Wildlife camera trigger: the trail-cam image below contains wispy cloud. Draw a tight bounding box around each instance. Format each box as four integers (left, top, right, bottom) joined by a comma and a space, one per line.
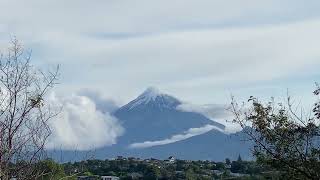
177, 103, 241, 133
129, 124, 224, 149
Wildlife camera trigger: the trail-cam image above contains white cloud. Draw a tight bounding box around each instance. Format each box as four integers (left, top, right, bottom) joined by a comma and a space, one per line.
77, 89, 120, 113
129, 124, 224, 149
0, 0, 319, 105
177, 103, 241, 133
31, 19, 320, 105
46, 93, 124, 151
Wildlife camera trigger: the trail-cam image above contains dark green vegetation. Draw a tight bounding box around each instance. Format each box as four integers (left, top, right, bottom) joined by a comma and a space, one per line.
36, 156, 284, 180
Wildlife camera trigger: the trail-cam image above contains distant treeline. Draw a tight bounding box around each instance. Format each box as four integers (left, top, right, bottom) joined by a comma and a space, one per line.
35, 156, 284, 180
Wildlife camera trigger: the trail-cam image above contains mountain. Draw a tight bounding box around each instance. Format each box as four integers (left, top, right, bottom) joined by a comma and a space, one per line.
99, 87, 251, 161
114, 87, 225, 144
52, 87, 251, 162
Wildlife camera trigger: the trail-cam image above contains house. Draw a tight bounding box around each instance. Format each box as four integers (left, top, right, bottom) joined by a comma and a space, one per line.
164, 156, 176, 164
128, 157, 137, 161
168, 156, 175, 163
101, 176, 120, 180
116, 156, 126, 160
225, 164, 231, 169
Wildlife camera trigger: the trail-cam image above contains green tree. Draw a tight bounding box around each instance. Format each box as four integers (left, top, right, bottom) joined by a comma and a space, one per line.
225, 158, 231, 165
231, 160, 245, 173
37, 159, 65, 179
144, 165, 160, 180
185, 168, 196, 180
231, 84, 320, 179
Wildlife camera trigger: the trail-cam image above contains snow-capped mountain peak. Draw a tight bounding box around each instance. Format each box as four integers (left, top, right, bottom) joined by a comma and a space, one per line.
118, 87, 181, 111
138, 87, 162, 102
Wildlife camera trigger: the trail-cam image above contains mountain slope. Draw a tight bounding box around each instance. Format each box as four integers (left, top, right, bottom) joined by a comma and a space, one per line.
51, 87, 252, 162
114, 87, 225, 144
89, 129, 252, 161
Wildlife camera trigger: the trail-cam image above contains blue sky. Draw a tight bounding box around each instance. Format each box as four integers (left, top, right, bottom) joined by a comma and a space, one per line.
0, 0, 320, 105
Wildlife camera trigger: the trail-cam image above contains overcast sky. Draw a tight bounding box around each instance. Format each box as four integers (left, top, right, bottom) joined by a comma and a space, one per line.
0, 0, 319, 106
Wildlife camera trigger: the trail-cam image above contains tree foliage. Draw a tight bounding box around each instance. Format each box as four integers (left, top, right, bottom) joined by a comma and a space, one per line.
231, 84, 320, 179
36, 159, 65, 179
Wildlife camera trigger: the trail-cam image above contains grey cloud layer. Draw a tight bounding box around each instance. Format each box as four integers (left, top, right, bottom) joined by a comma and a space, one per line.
0, 0, 319, 104
2, 0, 318, 34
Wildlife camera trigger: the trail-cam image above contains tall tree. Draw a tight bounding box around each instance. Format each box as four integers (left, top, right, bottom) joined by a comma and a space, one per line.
225, 158, 231, 165
0, 39, 59, 179
237, 154, 242, 162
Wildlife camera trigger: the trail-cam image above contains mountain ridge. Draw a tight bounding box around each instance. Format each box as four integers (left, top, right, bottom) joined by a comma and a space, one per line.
51, 87, 251, 162
114, 87, 225, 144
